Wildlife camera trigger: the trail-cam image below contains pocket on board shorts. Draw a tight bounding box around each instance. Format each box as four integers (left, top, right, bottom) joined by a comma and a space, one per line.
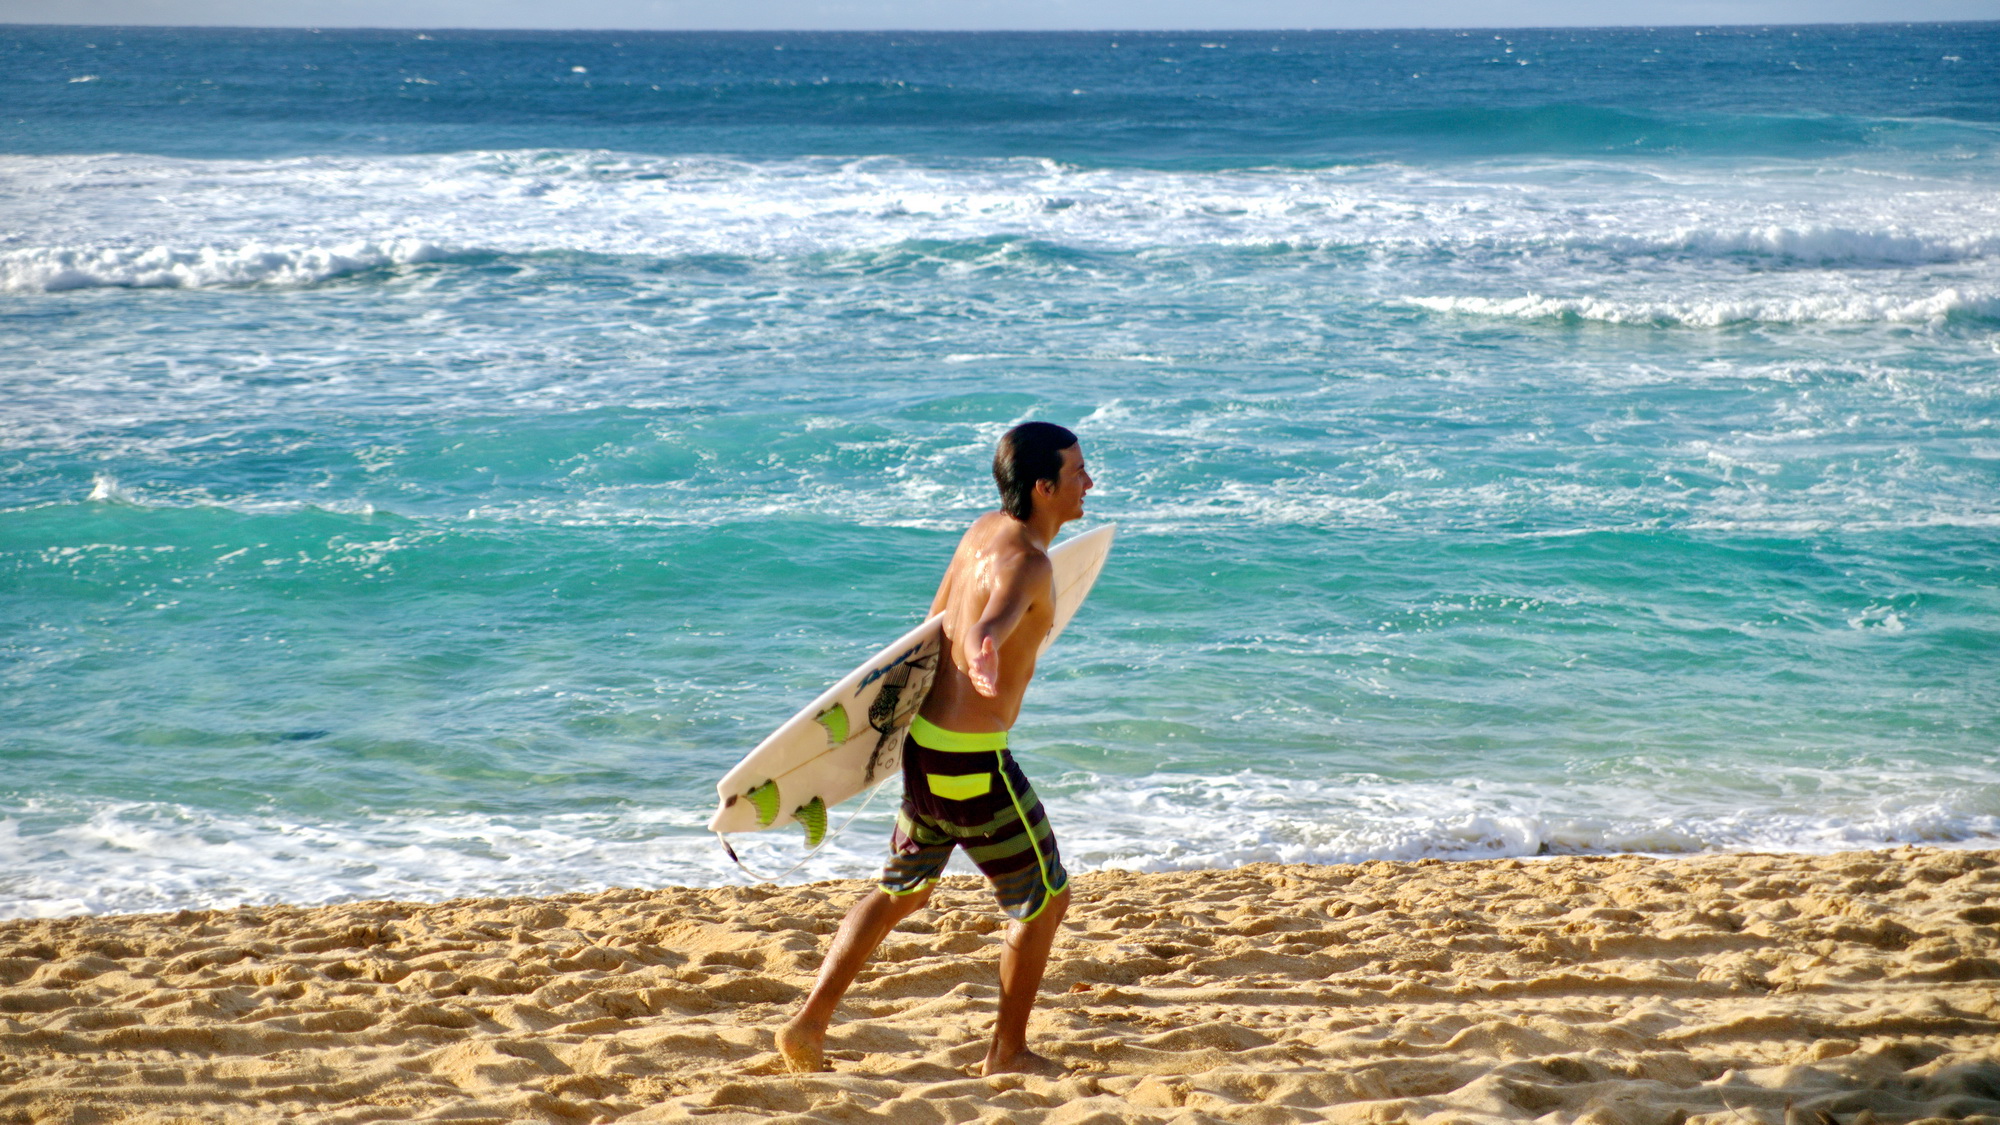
926, 772, 993, 801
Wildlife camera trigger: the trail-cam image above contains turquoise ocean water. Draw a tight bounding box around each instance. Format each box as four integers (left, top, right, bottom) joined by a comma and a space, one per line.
2, 24, 1997, 918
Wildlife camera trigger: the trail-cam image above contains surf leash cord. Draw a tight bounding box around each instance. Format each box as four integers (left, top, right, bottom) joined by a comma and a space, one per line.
715, 776, 894, 884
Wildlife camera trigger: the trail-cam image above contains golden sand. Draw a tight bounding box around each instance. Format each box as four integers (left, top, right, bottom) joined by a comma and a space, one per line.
3, 847, 1997, 1124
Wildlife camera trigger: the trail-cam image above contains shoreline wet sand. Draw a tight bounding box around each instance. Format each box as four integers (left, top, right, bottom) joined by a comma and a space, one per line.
4, 847, 1997, 1124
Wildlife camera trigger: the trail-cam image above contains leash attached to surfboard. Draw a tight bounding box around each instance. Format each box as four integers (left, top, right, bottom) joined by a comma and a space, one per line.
714, 774, 895, 883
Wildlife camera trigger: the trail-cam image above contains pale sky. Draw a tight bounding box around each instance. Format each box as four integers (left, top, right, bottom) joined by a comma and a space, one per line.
6, 0, 1998, 29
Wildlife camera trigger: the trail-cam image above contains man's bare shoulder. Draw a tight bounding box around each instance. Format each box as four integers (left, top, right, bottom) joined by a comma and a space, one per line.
958, 510, 1012, 547
946, 515, 1051, 603
963, 514, 1051, 570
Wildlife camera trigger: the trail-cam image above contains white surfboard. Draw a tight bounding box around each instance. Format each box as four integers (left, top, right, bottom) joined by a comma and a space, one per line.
708, 524, 1116, 844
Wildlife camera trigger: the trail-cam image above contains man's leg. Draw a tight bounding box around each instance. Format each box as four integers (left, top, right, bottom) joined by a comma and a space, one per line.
777, 884, 933, 1072
982, 886, 1070, 1076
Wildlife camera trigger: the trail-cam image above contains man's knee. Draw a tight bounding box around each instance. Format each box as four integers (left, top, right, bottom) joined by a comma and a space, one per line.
879, 884, 933, 918
846, 884, 930, 931
1022, 886, 1070, 930
1044, 886, 1071, 923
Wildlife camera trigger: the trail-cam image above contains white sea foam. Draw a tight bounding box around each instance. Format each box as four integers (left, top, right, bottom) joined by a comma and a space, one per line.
32, 434, 1996, 540
1046, 769, 2000, 875
85, 472, 136, 503
0, 238, 447, 292
1617, 224, 2000, 265
4, 769, 1994, 919
1405, 287, 2000, 326
0, 798, 903, 920
2, 151, 1997, 300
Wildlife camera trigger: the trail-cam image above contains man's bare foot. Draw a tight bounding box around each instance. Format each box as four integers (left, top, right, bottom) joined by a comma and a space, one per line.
776, 1018, 828, 1073
981, 1048, 1065, 1078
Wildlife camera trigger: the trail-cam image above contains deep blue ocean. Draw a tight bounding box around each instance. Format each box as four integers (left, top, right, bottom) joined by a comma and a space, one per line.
3, 23, 1997, 918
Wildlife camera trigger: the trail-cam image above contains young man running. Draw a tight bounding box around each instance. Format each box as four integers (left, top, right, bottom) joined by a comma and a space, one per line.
777, 421, 1093, 1078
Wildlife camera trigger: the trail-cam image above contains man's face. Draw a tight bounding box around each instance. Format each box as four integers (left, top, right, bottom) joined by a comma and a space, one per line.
1041, 444, 1092, 522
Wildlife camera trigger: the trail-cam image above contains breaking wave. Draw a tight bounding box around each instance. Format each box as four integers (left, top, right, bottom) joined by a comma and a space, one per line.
1404, 287, 2000, 327
6, 777, 1996, 919
0, 239, 451, 292
4, 150, 1999, 292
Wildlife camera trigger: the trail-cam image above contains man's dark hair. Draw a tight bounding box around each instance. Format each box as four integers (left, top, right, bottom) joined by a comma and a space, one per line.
993, 421, 1079, 521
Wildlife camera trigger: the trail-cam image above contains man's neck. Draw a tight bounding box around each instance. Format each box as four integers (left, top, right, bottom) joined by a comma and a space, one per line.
1018, 507, 1065, 549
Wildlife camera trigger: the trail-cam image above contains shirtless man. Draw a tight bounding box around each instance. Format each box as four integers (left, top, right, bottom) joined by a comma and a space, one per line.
777, 421, 1093, 1078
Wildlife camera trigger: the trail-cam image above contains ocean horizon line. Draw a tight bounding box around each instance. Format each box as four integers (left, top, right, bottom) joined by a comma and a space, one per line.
6, 19, 1999, 33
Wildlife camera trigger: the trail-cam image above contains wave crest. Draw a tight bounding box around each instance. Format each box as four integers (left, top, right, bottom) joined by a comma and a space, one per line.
1404, 287, 2000, 327
4, 150, 1999, 292
0, 238, 448, 292
1564, 225, 2000, 266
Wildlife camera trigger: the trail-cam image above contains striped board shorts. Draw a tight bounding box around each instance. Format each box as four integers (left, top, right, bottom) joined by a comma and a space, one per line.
879, 715, 1070, 922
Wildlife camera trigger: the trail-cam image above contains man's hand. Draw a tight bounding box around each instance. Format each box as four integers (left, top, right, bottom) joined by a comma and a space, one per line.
968, 634, 1001, 698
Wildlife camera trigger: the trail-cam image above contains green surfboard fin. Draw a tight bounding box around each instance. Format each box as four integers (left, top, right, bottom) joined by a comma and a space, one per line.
814, 704, 850, 745
796, 797, 828, 848
746, 780, 780, 827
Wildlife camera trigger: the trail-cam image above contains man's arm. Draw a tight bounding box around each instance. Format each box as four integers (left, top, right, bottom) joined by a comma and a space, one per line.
963, 551, 1053, 698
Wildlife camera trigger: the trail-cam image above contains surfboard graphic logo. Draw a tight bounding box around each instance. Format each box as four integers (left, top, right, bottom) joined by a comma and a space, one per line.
862, 652, 935, 784
858, 640, 928, 689
867, 656, 928, 733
